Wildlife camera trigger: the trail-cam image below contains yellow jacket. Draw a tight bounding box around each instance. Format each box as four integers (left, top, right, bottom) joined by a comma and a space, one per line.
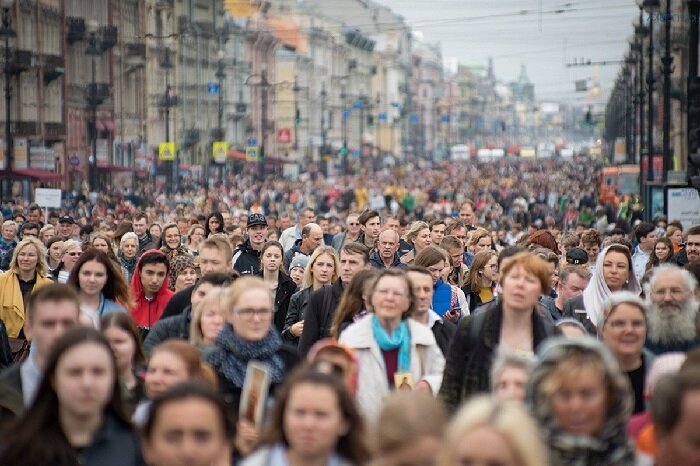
0, 271, 52, 338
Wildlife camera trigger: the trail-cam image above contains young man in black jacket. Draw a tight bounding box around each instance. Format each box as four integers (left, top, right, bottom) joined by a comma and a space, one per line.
407, 266, 456, 356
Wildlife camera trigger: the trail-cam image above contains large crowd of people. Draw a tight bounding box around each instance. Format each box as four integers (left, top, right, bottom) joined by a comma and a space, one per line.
0, 156, 699, 466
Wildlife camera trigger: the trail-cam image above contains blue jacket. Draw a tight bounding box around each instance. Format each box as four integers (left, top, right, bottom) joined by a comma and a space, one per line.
99, 294, 127, 317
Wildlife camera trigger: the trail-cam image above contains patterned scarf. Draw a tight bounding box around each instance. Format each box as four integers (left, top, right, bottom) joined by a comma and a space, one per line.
206, 323, 286, 387
371, 314, 411, 372
118, 251, 138, 276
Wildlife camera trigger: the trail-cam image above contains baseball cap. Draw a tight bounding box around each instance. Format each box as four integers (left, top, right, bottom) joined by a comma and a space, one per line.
566, 247, 589, 265
289, 254, 309, 271
247, 213, 267, 228
58, 215, 75, 224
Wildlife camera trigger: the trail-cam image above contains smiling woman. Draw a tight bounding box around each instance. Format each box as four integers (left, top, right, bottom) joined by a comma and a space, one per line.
0, 237, 52, 338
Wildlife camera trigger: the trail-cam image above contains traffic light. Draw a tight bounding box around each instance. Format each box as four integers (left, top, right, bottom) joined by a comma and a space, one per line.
340, 146, 348, 156
688, 77, 700, 190
295, 109, 301, 125
367, 115, 374, 127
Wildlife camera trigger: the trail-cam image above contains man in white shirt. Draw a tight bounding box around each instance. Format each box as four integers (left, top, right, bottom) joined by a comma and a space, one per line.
279, 207, 315, 252
632, 222, 657, 282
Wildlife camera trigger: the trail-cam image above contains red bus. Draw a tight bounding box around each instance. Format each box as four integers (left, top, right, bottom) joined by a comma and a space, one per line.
599, 165, 640, 204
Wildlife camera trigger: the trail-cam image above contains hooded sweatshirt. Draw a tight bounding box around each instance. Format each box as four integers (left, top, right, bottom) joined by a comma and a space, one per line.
130, 249, 174, 328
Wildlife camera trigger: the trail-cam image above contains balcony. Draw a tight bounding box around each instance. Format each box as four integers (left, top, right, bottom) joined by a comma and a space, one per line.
43, 54, 65, 83
184, 128, 200, 146
86, 83, 110, 106
11, 50, 32, 74
100, 25, 118, 51
45, 122, 66, 140
67, 17, 86, 44
125, 43, 146, 70
14, 121, 38, 137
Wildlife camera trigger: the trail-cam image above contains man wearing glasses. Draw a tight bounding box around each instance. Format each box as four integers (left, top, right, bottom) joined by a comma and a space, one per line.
331, 213, 361, 252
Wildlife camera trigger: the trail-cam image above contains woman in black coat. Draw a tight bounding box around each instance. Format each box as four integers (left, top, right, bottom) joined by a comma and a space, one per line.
257, 241, 298, 334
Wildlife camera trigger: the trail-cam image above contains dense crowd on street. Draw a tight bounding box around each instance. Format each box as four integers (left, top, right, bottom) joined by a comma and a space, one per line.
0, 155, 699, 466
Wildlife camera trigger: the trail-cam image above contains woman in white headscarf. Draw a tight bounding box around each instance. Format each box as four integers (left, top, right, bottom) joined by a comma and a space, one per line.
563, 243, 641, 334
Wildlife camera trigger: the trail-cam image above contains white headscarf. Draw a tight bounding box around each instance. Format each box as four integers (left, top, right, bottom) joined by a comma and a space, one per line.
582, 244, 641, 327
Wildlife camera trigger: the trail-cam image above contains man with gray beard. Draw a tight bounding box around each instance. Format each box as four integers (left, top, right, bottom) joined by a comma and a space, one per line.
645, 264, 700, 355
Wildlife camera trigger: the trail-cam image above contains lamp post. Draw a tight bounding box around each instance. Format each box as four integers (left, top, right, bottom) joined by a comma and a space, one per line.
644, 0, 659, 183
340, 83, 348, 175
661, 0, 673, 181
160, 41, 175, 193
0, 0, 13, 201
85, 20, 101, 193
216, 49, 225, 185
293, 75, 300, 151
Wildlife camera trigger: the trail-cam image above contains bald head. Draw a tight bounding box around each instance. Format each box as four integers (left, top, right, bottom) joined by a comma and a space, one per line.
301, 223, 324, 253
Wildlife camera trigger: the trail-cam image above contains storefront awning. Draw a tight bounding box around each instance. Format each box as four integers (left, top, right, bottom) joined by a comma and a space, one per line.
228, 149, 246, 160
0, 168, 64, 182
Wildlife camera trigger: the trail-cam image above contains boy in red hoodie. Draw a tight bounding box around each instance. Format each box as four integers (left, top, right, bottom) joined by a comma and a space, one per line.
130, 249, 174, 332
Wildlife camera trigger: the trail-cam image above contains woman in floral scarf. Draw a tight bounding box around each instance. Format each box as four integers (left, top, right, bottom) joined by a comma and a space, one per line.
527, 337, 635, 466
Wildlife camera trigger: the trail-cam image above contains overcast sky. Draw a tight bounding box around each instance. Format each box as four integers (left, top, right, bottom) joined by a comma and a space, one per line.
374, 0, 639, 106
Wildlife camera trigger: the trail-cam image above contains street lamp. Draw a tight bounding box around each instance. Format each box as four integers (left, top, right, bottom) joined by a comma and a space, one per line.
215, 49, 225, 184
85, 19, 101, 193
0, 0, 14, 201
643, 0, 660, 183
660, 0, 674, 181
159, 39, 176, 193
244, 72, 270, 181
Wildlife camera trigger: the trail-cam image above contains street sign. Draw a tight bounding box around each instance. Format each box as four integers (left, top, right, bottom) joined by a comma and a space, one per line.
159, 142, 176, 161
245, 146, 259, 162
276, 128, 291, 144
378, 112, 388, 122
352, 100, 364, 109
409, 114, 419, 124
342, 110, 352, 120
69, 155, 80, 167
667, 187, 700, 230
35, 188, 62, 208
207, 82, 220, 95
246, 137, 257, 146
212, 141, 228, 164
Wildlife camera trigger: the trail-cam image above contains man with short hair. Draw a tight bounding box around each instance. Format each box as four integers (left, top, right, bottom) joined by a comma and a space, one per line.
331, 212, 361, 251
356, 210, 381, 249
440, 235, 468, 288
316, 215, 334, 246
159, 236, 233, 320
407, 266, 456, 356
18, 222, 39, 240
680, 225, 700, 266
130, 250, 173, 330
132, 212, 156, 254
652, 368, 700, 466
370, 229, 405, 269
233, 213, 269, 275
632, 222, 658, 282
27, 204, 43, 226
57, 215, 75, 239
644, 264, 700, 355
0, 284, 80, 422
459, 200, 476, 227
284, 223, 324, 270
280, 207, 315, 252
429, 219, 447, 246
540, 266, 589, 321
176, 217, 190, 238
383, 216, 400, 233
298, 243, 371, 356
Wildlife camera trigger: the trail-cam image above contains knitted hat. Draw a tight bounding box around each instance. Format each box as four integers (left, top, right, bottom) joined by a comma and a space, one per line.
289, 253, 309, 271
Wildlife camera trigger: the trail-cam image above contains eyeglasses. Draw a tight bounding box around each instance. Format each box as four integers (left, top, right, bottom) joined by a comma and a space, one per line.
233, 308, 272, 319
66, 251, 81, 257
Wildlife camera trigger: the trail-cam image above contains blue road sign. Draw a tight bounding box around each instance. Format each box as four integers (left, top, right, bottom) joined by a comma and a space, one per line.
409, 114, 419, 123
343, 110, 352, 120
352, 100, 364, 109
247, 137, 257, 146
207, 82, 220, 95
378, 112, 388, 122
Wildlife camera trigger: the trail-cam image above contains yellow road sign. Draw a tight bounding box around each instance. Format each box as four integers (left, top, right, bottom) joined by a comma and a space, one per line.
213, 141, 228, 163
159, 142, 176, 161
245, 146, 259, 162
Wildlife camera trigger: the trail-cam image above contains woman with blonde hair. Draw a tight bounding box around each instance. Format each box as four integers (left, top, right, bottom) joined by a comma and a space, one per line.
283, 246, 339, 345
189, 287, 226, 353
370, 391, 448, 466
400, 221, 432, 266
437, 395, 549, 466
465, 227, 493, 267
0, 237, 52, 337
51, 239, 82, 283
186, 223, 206, 256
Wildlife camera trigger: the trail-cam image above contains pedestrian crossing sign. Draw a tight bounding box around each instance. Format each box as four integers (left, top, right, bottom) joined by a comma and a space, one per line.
246, 146, 259, 162
159, 142, 176, 161
213, 141, 228, 163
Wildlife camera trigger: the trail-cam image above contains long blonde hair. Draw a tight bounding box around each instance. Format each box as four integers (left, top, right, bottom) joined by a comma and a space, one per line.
438, 395, 549, 466
190, 288, 226, 346
301, 246, 340, 290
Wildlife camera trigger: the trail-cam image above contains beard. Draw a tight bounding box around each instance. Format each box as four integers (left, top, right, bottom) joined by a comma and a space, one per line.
647, 298, 699, 345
